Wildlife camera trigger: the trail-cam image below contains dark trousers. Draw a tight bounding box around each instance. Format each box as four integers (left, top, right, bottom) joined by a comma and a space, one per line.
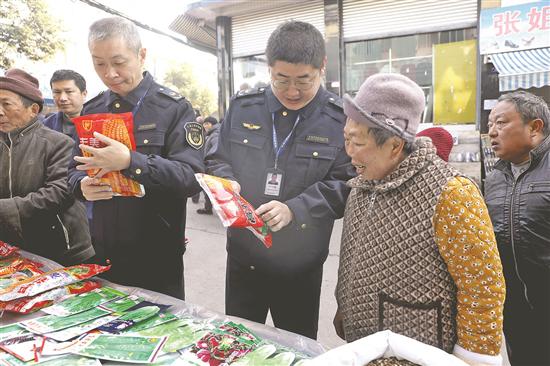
504, 273, 550, 365
87, 249, 185, 300
225, 256, 322, 340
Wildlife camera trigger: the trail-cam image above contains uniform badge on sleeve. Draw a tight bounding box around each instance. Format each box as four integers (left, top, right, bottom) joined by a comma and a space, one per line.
184, 122, 204, 150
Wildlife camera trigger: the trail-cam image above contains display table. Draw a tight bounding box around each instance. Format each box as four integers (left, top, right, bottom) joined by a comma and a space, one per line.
1, 250, 325, 365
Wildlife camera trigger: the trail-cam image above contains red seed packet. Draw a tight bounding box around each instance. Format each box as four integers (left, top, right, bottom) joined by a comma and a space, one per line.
0, 240, 18, 258
195, 174, 272, 248
0, 256, 43, 277
0, 264, 110, 302
73, 112, 144, 197
0, 280, 101, 314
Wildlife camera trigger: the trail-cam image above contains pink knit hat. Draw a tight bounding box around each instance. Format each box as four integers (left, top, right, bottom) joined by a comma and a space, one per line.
343, 73, 426, 142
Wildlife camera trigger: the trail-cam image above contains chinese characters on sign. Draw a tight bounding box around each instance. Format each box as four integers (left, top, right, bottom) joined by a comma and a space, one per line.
480, 2, 550, 54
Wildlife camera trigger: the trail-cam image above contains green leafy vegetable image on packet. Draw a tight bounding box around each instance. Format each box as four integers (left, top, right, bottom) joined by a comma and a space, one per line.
74, 334, 167, 364
42, 287, 125, 316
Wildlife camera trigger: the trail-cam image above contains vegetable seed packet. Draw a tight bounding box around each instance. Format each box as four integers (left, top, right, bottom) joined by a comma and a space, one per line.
74, 333, 167, 364
0, 266, 44, 294
0, 264, 110, 302
42, 286, 125, 317
73, 112, 144, 197
0, 280, 102, 315
120, 311, 178, 334
0, 334, 43, 362
0, 324, 27, 343
97, 305, 160, 334
195, 173, 272, 248
21, 307, 112, 334
97, 294, 143, 313
0, 241, 18, 258
44, 314, 119, 342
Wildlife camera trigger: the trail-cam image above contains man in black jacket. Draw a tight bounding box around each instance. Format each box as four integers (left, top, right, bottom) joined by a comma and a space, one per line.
485, 91, 550, 365
68, 17, 204, 299
206, 21, 354, 339
0, 68, 94, 265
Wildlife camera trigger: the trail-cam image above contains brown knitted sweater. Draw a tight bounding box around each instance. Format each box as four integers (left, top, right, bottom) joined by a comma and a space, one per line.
336, 138, 460, 352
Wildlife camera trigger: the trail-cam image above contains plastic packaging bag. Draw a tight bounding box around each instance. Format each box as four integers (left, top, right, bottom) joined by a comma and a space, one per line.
0, 241, 18, 258
0, 280, 101, 314
73, 112, 144, 197
0, 264, 110, 302
195, 174, 272, 248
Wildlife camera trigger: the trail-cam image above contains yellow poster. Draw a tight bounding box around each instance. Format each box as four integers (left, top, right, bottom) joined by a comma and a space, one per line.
434, 40, 477, 124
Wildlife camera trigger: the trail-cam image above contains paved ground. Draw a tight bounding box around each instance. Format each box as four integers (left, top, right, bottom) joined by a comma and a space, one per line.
183, 196, 346, 350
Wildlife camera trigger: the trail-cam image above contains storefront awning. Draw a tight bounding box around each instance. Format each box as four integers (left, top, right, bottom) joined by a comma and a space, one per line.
491, 48, 550, 92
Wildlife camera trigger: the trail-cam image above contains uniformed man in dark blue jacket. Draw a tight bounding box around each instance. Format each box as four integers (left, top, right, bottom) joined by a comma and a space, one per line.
206, 20, 354, 339
67, 17, 204, 300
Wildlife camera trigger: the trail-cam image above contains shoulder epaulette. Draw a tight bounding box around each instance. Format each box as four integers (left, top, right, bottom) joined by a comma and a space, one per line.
157, 87, 184, 102
234, 87, 266, 99
83, 91, 105, 108
327, 95, 343, 110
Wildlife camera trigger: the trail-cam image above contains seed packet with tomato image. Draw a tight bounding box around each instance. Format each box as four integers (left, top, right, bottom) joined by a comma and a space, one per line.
73, 112, 144, 197
195, 173, 272, 248
0, 240, 18, 258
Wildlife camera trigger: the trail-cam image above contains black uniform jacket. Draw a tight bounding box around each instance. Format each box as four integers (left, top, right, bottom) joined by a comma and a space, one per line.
206, 87, 355, 277
68, 72, 204, 265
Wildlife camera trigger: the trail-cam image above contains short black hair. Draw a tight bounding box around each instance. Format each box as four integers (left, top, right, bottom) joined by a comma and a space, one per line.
204, 116, 218, 125
50, 70, 86, 92
498, 91, 550, 137
266, 21, 325, 68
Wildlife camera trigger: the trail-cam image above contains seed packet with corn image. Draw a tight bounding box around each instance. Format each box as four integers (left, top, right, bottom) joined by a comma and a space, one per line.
73, 112, 144, 197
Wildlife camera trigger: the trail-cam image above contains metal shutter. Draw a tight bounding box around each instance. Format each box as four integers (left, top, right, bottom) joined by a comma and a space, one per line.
343, 0, 478, 41
232, 0, 325, 58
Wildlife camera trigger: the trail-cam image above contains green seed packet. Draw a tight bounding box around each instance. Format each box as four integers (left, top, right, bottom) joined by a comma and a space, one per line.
0, 323, 27, 342
162, 325, 208, 353
21, 307, 112, 334
42, 287, 126, 317
132, 318, 193, 337
44, 314, 119, 342
74, 334, 167, 364
97, 305, 160, 333
35, 355, 101, 366
121, 311, 178, 334
98, 294, 143, 313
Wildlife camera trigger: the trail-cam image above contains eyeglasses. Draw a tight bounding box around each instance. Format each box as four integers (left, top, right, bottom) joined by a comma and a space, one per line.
271, 72, 319, 91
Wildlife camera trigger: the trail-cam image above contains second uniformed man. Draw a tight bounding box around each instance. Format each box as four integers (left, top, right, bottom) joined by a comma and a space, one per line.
206, 20, 354, 339
68, 17, 204, 300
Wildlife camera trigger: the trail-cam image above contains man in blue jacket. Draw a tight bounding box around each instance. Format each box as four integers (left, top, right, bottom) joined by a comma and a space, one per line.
43, 69, 87, 137
68, 17, 204, 299
206, 20, 354, 339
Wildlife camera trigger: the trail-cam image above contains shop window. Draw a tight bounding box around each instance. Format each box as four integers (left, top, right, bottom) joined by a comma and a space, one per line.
345, 28, 477, 124
232, 55, 269, 93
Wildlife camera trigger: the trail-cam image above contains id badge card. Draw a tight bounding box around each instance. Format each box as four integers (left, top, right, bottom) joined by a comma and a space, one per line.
264, 168, 284, 198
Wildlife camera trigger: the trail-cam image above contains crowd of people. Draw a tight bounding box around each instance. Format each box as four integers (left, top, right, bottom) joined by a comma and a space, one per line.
0, 16, 548, 366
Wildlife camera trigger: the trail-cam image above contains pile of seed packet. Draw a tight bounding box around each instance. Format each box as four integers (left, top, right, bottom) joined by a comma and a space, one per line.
0, 241, 314, 365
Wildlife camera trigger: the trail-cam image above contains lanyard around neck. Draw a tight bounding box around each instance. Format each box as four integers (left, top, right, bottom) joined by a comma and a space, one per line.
131, 84, 152, 116
272, 112, 300, 169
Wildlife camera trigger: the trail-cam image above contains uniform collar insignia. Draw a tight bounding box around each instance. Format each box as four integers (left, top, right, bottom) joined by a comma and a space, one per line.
242, 122, 261, 130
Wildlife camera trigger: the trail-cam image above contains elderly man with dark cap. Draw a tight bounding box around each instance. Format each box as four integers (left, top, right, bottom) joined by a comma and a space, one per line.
334, 73, 506, 365
0, 68, 94, 265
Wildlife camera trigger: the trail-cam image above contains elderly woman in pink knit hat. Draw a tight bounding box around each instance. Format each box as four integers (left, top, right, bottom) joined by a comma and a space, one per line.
334, 73, 506, 366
